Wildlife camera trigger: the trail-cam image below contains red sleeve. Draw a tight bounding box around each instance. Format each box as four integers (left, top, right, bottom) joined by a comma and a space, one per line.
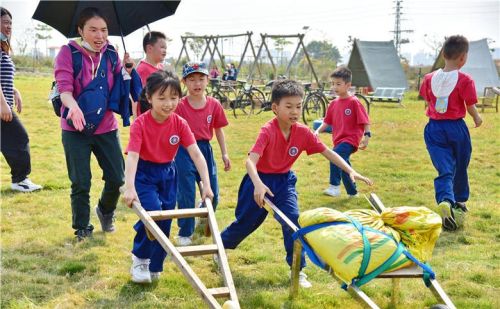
249, 127, 270, 156
304, 129, 327, 155
355, 99, 370, 125
54, 45, 74, 94
460, 76, 478, 106
211, 98, 229, 128
179, 117, 196, 148
136, 62, 148, 86
126, 117, 144, 154
323, 100, 335, 125
419, 75, 430, 101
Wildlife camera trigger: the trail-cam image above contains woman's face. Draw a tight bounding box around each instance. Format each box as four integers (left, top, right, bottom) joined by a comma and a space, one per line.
78, 16, 108, 51
1, 13, 12, 39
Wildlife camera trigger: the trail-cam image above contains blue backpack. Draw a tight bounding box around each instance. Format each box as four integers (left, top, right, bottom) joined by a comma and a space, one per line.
50, 44, 118, 135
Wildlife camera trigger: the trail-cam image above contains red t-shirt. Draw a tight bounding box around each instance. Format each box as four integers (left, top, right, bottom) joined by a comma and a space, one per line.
175, 96, 228, 141
136, 60, 164, 86
126, 111, 196, 163
323, 96, 369, 151
420, 71, 477, 120
250, 118, 327, 173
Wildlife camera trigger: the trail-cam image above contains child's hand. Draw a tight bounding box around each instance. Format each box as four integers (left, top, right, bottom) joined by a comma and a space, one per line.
122, 187, 139, 208
201, 186, 214, 201
253, 182, 274, 208
359, 136, 369, 150
222, 154, 231, 171
349, 171, 373, 186
473, 114, 483, 128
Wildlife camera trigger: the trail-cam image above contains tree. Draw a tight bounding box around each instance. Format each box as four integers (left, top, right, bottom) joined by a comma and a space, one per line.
301, 40, 341, 63
184, 32, 204, 61
34, 23, 52, 57
272, 37, 292, 65
15, 28, 34, 55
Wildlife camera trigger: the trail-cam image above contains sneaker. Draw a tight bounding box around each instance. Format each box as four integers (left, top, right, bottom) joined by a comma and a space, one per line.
291, 271, 312, 288
11, 178, 42, 193
454, 202, 468, 212
130, 255, 151, 284
150, 272, 161, 281
431, 201, 457, 231
176, 236, 192, 247
75, 226, 94, 242
323, 185, 341, 197
348, 193, 359, 198
95, 206, 115, 232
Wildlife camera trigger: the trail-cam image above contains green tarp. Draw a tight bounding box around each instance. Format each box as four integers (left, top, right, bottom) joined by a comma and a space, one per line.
431, 39, 500, 96
347, 40, 408, 90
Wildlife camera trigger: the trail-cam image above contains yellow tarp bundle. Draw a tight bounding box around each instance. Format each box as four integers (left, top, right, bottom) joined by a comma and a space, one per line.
298, 206, 442, 284
298, 208, 412, 284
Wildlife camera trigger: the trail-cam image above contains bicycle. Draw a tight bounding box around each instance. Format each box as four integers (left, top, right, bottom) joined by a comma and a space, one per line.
206, 79, 239, 110
232, 80, 272, 118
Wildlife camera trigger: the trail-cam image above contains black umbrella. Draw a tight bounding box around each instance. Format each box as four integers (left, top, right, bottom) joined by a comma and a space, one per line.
32, 0, 181, 52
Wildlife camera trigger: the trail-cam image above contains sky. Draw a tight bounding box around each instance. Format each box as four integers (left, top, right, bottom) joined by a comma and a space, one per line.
2, 0, 499, 65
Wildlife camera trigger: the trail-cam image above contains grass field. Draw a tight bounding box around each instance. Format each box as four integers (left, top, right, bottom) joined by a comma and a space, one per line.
1, 74, 499, 309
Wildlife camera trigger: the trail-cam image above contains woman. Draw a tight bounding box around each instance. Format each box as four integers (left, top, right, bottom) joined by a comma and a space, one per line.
0, 7, 42, 193
54, 7, 132, 241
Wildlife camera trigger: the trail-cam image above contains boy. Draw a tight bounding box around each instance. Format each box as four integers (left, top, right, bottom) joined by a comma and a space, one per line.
175, 61, 231, 246
135, 31, 167, 117
315, 66, 370, 198
419, 35, 482, 231
220, 79, 373, 288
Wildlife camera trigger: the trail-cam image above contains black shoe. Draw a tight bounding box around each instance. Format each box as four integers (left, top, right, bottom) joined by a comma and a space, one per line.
95, 206, 115, 232
454, 202, 468, 212
75, 226, 94, 242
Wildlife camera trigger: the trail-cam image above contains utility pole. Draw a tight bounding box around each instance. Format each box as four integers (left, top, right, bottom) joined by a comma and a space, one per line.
391, 0, 413, 57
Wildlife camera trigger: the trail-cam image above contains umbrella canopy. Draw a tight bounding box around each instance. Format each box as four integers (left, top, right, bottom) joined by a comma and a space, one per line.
32, 0, 180, 38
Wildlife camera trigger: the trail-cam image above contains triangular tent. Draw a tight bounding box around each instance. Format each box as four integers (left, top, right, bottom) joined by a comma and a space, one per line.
431, 38, 500, 96
347, 40, 408, 90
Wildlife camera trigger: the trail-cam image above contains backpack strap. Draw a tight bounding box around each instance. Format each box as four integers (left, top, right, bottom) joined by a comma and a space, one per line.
68, 44, 82, 80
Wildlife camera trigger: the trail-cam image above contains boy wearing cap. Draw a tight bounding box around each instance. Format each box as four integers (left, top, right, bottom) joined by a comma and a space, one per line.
175, 62, 231, 246
419, 35, 482, 231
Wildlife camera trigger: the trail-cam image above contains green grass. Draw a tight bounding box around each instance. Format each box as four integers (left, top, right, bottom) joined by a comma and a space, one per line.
1, 75, 499, 309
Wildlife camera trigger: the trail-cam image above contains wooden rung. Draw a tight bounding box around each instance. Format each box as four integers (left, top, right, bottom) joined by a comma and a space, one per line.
176, 244, 219, 256
377, 265, 423, 278
148, 208, 208, 220
207, 287, 230, 298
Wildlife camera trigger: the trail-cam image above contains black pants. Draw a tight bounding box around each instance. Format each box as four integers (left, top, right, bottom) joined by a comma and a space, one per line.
62, 129, 125, 230
1, 113, 31, 183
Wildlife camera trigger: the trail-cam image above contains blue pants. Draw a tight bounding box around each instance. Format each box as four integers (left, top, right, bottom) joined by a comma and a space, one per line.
330, 142, 357, 195
221, 171, 306, 269
424, 119, 471, 204
132, 160, 177, 272
176, 141, 219, 237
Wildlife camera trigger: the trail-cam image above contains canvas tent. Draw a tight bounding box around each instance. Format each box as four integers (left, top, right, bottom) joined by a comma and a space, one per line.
347, 40, 408, 90
431, 38, 500, 96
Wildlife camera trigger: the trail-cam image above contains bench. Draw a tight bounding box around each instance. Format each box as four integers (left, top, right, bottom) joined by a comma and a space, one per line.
367, 87, 405, 106
477, 86, 499, 113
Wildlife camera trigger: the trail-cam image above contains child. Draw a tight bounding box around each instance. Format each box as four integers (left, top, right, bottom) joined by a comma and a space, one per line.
135, 31, 167, 117
175, 61, 231, 246
419, 35, 482, 231
122, 70, 214, 283
220, 79, 373, 288
315, 66, 371, 198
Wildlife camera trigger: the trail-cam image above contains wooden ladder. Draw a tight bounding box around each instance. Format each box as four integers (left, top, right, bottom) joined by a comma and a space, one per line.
130, 191, 240, 309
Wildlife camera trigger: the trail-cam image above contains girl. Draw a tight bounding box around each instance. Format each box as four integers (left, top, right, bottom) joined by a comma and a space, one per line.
123, 70, 213, 283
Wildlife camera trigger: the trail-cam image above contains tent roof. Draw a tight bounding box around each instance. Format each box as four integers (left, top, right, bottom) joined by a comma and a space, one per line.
347, 40, 408, 89
431, 39, 500, 96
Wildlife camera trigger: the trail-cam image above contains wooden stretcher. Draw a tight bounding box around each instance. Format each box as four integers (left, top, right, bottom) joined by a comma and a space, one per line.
262, 194, 456, 309
127, 185, 240, 309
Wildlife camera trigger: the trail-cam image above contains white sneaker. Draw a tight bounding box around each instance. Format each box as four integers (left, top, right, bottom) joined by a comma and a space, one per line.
348, 193, 359, 198
291, 271, 312, 288
150, 272, 161, 281
130, 255, 151, 283
176, 236, 192, 246
11, 178, 42, 193
323, 185, 340, 197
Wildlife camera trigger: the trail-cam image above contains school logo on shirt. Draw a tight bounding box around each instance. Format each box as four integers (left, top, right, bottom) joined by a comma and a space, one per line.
288, 146, 299, 157
344, 108, 352, 116
169, 135, 180, 145
207, 115, 212, 124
